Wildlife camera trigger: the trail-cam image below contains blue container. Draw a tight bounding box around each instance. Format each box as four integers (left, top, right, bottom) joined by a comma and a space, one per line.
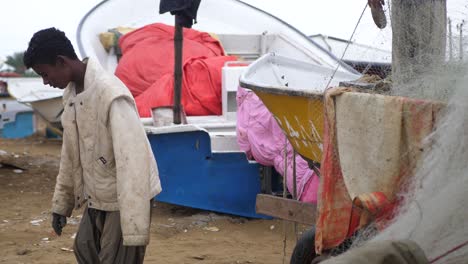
148, 129, 270, 219
0, 111, 34, 138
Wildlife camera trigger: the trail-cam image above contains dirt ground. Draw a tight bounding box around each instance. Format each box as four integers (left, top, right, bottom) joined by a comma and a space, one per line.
0, 138, 305, 264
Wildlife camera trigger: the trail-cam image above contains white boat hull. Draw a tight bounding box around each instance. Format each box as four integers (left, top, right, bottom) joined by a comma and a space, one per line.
4, 78, 63, 125
28, 98, 63, 124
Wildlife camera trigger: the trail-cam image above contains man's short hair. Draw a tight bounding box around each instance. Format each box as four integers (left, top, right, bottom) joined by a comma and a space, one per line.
23, 27, 78, 69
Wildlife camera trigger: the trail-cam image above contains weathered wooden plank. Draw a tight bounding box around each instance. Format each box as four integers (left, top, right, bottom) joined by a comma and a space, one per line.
256, 194, 316, 225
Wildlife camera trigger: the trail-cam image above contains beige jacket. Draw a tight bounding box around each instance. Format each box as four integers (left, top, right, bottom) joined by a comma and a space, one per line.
51, 57, 162, 246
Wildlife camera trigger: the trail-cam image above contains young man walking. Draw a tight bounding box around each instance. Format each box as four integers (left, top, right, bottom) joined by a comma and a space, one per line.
24, 27, 162, 264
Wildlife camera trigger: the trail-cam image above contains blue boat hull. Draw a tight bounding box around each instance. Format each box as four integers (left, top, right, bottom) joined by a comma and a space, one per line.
147, 130, 270, 219
0, 111, 34, 139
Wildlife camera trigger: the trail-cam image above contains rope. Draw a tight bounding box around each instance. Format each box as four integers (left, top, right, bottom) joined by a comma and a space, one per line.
324, 3, 369, 91
429, 240, 468, 263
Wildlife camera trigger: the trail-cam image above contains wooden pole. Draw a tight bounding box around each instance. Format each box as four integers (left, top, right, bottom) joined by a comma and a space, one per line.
173, 18, 183, 124
391, 0, 447, 89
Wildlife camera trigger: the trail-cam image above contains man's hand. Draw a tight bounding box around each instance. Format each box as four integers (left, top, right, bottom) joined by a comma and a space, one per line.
368, 0, 385, 9
52, 213, 67, 236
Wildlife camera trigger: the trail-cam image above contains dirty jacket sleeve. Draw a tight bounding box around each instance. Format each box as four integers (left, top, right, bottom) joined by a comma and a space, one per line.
51, 129, 75, 217
109, 97, 153, 246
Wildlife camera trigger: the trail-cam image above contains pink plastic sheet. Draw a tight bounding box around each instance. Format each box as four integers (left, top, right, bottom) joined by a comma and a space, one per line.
236, 87, 319, 203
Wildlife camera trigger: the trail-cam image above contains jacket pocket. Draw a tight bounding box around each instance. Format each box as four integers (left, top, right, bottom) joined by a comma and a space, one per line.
95, 155, 116, 174
94, 157, 118, 202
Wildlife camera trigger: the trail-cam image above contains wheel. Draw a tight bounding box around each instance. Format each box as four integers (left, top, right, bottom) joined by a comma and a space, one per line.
290, 228, 317, 264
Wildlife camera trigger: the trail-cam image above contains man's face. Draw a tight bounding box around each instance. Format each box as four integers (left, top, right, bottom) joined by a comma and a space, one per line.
32, 62, 72, 89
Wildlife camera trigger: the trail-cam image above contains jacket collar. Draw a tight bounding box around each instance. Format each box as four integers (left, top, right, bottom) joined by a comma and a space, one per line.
65, 57, 103, 96
83, 57, 103, 92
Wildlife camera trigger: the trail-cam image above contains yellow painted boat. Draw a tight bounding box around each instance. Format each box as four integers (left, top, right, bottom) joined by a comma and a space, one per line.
240, 53, 360, 164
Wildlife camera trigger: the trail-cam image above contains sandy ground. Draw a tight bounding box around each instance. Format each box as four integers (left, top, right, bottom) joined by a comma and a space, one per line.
0, 138, 305, 264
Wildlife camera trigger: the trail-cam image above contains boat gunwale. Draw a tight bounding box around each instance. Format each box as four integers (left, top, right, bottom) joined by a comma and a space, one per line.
239, 80, 325, 99
239, 80, 325, 100
239, 53, 344, 99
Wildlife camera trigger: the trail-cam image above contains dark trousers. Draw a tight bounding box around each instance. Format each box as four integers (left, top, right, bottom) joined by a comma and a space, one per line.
73, 207, 146, 264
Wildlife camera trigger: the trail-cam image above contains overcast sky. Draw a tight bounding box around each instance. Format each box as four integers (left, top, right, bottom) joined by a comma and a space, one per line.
0, 0, 99, 59
0, 0, 466, 61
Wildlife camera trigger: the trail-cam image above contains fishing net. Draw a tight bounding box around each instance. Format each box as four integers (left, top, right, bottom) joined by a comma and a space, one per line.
366, 62, 468, 264
315, 0, 468, 262
323, 0, 467, 100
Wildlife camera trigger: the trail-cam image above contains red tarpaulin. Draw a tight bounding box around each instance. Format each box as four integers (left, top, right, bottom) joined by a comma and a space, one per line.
115, 23, 236, 117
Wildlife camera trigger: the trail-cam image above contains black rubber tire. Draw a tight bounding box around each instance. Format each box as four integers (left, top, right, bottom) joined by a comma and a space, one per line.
290, 228, 317, 264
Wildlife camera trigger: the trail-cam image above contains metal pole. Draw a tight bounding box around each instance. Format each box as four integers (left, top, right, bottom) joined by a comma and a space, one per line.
282, 140, 288, 264
173, 17, 183, 124
292, 150, 298, 242
293, 150, 297, 200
